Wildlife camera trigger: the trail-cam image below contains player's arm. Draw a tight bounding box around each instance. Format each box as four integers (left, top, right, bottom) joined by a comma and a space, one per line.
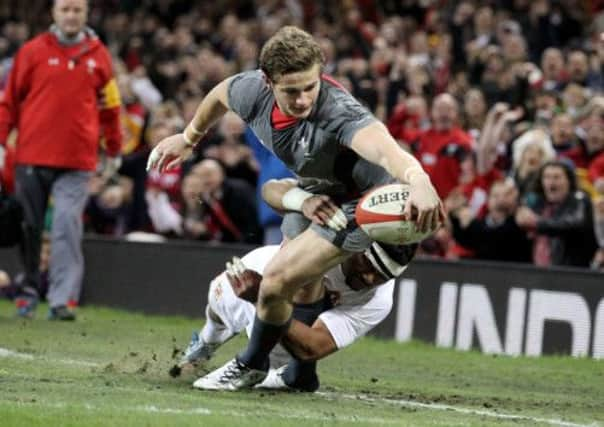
281, 319, 337, 361
283, 282, 396, 361
185, 79, 231, 146
146, 78, 231, 172
261, 178, 347, 230
261, 178, 299, 214
350, 121, 445, 233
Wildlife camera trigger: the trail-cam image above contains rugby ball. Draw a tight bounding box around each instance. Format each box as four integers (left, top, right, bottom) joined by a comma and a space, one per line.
355, 183, 435, 245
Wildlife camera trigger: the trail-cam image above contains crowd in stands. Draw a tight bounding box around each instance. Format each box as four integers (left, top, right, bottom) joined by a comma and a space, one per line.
1, 0, 603, 271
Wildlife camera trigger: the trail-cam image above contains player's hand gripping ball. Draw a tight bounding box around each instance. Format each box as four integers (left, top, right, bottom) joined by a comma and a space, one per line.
355, 183, 438, 245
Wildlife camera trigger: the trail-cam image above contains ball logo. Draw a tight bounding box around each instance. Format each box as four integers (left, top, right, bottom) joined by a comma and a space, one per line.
366, 191, 409, 210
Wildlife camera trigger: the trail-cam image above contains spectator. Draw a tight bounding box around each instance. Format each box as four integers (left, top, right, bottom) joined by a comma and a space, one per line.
476, 102, 524, 176
525, 0, 584, 61
462, 88, 487, 139
533, 89, 561, 127
408, 93, 473, 199
567, 50, 594, 88
540, 47, 566, 92
179, 171, 208, 240
450, 2, 476, 69
145, 111, 185, 237
0, 0, 122, 319
85, 175, 132, 236
501, 33, 528, 65
564, 113, 604, 195
115, 67, 146, 157
113, 63, 161, 232
511, 129, 556, 200
448, 178, 532, 263
199, 112, 259, 187
562, 83, 589, 119
189, 159, 262, 244
564, 115, 604, 170
387, 95, 429, 144
477, 48, 507, 103
516, 161, 598, 268
550, 112, 577, 156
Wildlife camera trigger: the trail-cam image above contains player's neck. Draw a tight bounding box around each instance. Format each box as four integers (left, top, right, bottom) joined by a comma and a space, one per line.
271, 103, 299, 130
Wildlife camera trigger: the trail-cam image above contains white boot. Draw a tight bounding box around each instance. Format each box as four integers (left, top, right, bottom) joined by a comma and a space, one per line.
193, 358, 267, 391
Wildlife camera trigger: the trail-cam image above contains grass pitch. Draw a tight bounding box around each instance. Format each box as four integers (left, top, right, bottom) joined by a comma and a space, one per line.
0, 300, 602, 427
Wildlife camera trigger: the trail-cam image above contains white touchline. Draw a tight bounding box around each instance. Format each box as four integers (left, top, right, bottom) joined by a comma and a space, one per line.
0, 347, 101, 368
2, 347, 599, 427
140, 404, 399, 424
0, 348, 34, 360
139, 405, 211, 415
318, 392, 600, 427
0, 348, 397, 424
11, 401, 399, 425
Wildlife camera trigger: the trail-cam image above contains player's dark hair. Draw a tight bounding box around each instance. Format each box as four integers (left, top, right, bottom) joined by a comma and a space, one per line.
259, 26, 324, 82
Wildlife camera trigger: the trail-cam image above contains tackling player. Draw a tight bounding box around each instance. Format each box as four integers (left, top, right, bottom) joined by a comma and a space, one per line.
180, 242, 415, 392
179, 178, 416, 391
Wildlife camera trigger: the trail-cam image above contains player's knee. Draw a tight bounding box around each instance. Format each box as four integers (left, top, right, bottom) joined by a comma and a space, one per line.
260, 267, 289, 297
257, 285, 286, 309
257, 272, 290, 311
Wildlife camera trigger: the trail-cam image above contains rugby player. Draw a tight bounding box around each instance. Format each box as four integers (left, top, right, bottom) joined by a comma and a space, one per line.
148, 26, 442, 389
181, 242, 415, 392
183, 178, 415, 391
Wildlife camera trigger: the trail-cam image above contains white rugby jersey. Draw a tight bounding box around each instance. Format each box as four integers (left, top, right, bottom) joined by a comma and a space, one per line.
207, 245, 395, 350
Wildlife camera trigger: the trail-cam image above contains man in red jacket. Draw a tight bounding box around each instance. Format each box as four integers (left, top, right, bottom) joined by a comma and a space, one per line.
0, 0, 122, 319
406, 94, 473, 199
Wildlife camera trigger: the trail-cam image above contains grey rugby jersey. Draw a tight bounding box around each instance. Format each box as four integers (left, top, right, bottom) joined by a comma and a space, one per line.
227, 70, 392, 200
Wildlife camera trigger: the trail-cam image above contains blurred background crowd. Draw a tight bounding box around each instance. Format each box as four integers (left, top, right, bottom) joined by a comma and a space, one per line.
1, 0, 603, 271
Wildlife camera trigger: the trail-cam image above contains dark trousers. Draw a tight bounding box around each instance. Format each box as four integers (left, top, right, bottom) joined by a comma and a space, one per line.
14, 165, 91, 307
